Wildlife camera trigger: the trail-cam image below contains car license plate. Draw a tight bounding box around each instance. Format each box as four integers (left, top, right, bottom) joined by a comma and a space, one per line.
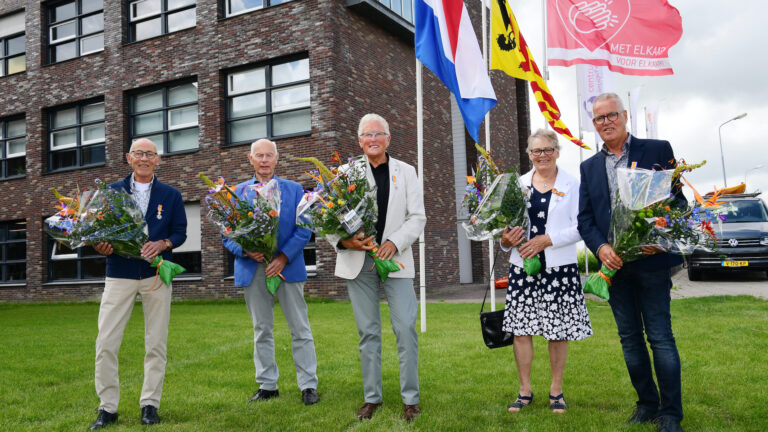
721, 260, 748, 267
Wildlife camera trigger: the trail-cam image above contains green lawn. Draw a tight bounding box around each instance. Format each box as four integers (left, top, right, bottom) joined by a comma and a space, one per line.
1, 296, 767, 431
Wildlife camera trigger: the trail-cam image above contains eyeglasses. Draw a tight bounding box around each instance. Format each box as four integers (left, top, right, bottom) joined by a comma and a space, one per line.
592, 111, 621, 125
252, 153, 276, 161
360, 132, 389, 139
130, 150, 158, 159
529, 147, 556, 156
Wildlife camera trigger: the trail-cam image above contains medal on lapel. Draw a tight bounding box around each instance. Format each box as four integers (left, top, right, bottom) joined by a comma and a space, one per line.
157, 204, 163, 220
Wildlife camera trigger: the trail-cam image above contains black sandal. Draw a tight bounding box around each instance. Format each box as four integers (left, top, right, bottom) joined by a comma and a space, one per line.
508, 393, 533, 411
549, 393, 568, 412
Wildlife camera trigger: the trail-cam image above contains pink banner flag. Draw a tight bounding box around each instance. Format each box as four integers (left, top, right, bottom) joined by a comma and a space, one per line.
547, 0, 683, 76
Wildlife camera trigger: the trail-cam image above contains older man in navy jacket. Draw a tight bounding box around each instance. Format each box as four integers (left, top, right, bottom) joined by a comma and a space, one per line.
90, 138, 187, 429
223, 139, 319, 406
578, 94, 685, 432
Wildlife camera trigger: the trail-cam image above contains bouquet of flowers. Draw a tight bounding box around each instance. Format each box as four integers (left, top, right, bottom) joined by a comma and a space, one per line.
584, 161, 723, 299
45, 179, 186, 289
295, 152, 401, 281
200, 173, 282, 294
461, 144, 541, 276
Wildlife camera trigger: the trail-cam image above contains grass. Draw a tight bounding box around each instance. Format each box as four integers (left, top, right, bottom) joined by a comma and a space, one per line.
577, 248, 599, 274
1, 297, 767, 431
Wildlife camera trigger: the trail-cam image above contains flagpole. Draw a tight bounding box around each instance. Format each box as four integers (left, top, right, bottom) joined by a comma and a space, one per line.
576, 76, 588, 277
540, 0, 549, 129
416, 58, 427, 333
481, 0, 495, 311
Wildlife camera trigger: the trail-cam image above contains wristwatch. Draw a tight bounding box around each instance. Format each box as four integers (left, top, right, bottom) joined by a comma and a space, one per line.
163, 239, 173, 251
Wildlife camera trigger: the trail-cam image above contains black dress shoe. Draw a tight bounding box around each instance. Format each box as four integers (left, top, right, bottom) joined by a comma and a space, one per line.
141, 405, 160, 425
89, 409, 118, 430
248, 388, 279, 402
656, 416, 683, 432
627, 405, 659, 424
301, 388, 319, 405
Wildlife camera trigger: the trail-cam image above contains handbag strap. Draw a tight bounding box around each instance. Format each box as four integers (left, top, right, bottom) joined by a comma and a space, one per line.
480, 247, 503, 314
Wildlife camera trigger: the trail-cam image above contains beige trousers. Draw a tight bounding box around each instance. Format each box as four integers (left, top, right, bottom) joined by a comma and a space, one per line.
94, 277, 172, 413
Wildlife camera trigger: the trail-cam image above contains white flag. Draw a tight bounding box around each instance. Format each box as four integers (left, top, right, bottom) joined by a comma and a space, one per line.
577, 64, 613, 132
645, 104, 659, 139
629, 87, 642, 136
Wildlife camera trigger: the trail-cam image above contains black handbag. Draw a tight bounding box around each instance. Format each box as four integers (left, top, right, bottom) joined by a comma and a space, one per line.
480, 284, 514, 349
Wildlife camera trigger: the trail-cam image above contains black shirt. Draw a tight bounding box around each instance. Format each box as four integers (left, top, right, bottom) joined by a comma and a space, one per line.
370, 155, 390, 245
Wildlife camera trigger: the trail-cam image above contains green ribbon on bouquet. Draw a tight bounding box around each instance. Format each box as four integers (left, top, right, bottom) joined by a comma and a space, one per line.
265, 275, 282, 295
368, 251, 403, 282
149, 256, 187, 288
523, 256, 541, 276
582, 265, 616, 300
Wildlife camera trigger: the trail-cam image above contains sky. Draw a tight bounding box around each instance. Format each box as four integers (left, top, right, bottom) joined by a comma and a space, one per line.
505, 0, 768, 200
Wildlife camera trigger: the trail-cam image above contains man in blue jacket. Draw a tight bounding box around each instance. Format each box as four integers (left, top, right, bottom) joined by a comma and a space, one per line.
90, 138, 187, 429
578, 93, 685, 432
223, 138, 319, 406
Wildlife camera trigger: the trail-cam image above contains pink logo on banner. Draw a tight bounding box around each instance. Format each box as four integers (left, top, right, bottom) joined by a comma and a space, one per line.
554, 0, 630, 52
547, 0, 683, 76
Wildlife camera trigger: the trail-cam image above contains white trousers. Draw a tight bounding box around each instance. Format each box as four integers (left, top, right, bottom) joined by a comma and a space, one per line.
94, 277, 171, 413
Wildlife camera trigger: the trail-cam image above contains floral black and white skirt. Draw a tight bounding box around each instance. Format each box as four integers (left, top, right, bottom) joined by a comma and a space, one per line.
502, 263, 593, 341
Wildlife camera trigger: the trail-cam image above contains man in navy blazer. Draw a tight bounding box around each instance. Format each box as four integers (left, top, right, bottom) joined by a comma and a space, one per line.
578, 94, 685, 432
91, 138, 187, 429
223, 139, 319, 406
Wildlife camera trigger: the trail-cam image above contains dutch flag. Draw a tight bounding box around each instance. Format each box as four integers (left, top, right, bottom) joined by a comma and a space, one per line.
415, 0, 497, 142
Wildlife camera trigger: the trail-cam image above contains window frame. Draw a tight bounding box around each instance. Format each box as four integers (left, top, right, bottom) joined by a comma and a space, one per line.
0, 31, 26, 77
225, 55, 311, 146
1, 220, 27, 284
0, 115, 26, 180
46, 0, 105, 64
47, 98, 106, 172
128, 79, 199, 155
47, 237, 106, 281
128, 0, 196, 42
224, 0, 295, 18
378, 0, 413, 23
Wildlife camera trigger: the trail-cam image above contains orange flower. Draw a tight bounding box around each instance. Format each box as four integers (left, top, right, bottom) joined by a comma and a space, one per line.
655, 217, 667, 228
268, 210, 278, 217
327, 202, 334, 208
466, 175, 476, 184
97, 213, 104, 220
664, 206, 671, 211
248, 212, 253, 217
347, 184, 356, 192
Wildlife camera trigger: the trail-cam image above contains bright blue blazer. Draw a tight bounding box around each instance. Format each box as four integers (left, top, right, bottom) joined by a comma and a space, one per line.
223, 176, 310, 286
577, 136, 687, 272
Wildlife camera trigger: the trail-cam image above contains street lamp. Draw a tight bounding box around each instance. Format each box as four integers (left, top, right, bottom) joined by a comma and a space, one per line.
745, 164, 764, 187
718, 112, 748, 187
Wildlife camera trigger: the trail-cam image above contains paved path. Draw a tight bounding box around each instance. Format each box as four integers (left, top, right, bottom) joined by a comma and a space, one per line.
426, 267, 768, 303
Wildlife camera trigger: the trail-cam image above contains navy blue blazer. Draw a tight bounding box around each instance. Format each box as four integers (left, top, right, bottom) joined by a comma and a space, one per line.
223, 176, 311, 286
106, 175, 187, 279
577, 136, 686, 271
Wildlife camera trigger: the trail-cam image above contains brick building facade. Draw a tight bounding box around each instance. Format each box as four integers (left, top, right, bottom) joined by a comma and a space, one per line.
0, 0, 529, 302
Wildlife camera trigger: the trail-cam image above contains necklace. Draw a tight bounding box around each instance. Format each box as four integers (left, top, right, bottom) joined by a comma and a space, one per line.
536, 170, 557, 188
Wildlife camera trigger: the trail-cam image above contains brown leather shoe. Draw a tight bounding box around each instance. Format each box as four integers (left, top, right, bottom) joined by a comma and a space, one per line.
356, 402, 382, 420
404, 404, 421, 422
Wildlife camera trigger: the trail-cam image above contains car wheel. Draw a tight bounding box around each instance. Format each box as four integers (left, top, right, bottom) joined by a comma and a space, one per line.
687, 266, 702, 281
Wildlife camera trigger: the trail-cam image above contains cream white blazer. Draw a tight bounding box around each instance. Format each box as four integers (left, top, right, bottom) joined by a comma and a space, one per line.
335, 156, 426, 280
504, 166, 582, 268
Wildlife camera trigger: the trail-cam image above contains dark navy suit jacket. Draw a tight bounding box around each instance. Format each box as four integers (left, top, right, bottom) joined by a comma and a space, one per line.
577, 135, 686, 272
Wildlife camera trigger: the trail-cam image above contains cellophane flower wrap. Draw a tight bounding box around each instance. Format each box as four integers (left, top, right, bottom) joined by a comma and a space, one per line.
295, 152, 401, 281
44, 179, 186, 288
200, 173, 282, 294
461, 145, 541, 276
584, 161, 721, 300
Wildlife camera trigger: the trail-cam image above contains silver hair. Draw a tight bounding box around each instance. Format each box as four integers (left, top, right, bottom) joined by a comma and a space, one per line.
593, 92, 626, 111
526, 128, 560, 152
129, 138, 159, 154
250, 139, 278, 155
357, 113, 390, 136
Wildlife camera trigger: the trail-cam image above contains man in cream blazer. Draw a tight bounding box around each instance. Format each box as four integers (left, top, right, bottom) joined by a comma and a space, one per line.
336, 114, 426, 423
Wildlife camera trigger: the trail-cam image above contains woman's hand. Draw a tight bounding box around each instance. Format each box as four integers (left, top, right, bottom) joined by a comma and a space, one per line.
501, 226, 526, 248
519, 234, 552, 259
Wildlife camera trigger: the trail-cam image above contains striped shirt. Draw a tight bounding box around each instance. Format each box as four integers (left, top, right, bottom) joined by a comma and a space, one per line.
130, 174, 154, 216
602, 135, 631, 208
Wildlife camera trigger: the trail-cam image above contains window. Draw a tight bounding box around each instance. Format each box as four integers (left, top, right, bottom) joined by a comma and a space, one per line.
226, 57, 310, 145
0, 12, 25, 77
173, 203, 201, 276
129, 0, 196, 42
225, 0, 293, 17
48, 99, 106, 171
0, 116, 26, 179
378, 0, 413, 23
1, 220, 26, 283
47, 0, 104, 63
48, 240, 105, 281
129, 81, 198, 154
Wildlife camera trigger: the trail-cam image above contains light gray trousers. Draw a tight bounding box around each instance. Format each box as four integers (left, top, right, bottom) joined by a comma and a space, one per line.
244, 265, 318, 391
347, 254, 419, 405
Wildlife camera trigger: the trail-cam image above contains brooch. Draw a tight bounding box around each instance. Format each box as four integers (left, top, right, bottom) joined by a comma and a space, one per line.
551, 188, 565, 198
157, 204, 163, 220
